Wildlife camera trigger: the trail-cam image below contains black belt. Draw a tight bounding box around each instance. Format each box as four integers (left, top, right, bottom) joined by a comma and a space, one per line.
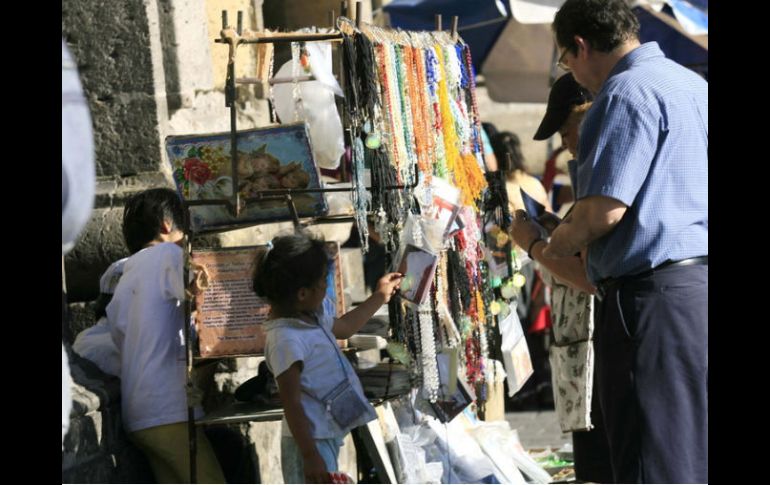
596, 256, 708, 301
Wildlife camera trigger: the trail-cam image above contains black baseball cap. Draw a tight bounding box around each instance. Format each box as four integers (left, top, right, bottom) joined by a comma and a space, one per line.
533, 73, 592, 141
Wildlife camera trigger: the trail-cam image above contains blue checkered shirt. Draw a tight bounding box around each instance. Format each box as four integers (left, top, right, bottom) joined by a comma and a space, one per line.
575, 42, 708, 284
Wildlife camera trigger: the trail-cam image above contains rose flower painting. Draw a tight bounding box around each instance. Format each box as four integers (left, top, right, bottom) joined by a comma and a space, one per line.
165, 123, 327, 231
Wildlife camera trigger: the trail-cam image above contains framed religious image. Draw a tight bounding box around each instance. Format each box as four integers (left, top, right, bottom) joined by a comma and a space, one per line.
165, 123, 328, 232
430, 351, 474, 423
394, 244, 439, 305
192, 242, 344, 358
422, 177, 461, 239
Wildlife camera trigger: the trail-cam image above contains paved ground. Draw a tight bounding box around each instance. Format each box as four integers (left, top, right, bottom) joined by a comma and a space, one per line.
505, 410, 572, 450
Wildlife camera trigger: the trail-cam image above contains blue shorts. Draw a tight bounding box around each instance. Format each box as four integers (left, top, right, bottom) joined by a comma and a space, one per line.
281, 435, 344, 483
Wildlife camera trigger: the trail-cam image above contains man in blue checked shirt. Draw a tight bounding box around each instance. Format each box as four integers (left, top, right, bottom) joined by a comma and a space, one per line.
511, 0, 708, 482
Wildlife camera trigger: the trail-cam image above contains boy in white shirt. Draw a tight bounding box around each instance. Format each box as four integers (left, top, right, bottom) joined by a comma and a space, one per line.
106, 188, 224, 483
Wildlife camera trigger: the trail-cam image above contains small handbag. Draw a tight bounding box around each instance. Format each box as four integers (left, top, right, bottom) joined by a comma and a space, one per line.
310, 324, 373, 429
320, 377, 372, 429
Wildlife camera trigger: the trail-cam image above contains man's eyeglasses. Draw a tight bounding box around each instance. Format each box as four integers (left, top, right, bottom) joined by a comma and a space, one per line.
557, 48, 571, 71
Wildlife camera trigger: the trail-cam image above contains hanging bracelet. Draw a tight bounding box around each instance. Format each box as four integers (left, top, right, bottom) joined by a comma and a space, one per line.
527, 237, 545, 260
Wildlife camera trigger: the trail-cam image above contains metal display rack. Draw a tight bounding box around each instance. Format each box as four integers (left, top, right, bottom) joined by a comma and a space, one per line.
181, 4, 459, 481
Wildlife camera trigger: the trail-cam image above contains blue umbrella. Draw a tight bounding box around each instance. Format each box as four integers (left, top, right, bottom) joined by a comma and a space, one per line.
384, 0, 708, 101
636, 2, 708, 79
384, 0, 510, 72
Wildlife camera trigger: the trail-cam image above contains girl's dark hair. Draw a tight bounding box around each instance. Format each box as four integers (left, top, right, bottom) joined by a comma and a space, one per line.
553, 0, 640, 55
252, 232, 329, 308
491, 131, 525, 174
122, 188, 187, 254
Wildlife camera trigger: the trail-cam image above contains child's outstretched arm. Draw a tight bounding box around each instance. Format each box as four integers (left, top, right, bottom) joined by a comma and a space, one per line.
275, 362, 329, 483
332, 272, 403, 339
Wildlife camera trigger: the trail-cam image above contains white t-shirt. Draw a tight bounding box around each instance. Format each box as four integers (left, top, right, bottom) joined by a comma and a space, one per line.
72, 258, 128, 377
106, 242, 201, 432
62, 343, 72, 447
73, 318, 120, 377
264, 311, 376, 439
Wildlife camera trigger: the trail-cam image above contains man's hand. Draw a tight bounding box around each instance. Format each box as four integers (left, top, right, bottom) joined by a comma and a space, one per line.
374, 272, 404, 304
544, 196, 627, 258
537, 212, 562, 234
510, 210, 548, 251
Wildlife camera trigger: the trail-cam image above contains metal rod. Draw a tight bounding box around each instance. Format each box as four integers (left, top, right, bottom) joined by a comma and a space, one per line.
355, 1, 362, 27
435, 14, 442, 31
215, 32, 343, 44
222, 10, 227, 29
225, 63, 235, 106
268, 98, 276, 124
451, 16, 459, 40
340, 129, 350, 182
268, 74, 315, 85
329, 9, 335, 28
457, 16, 507, 32
182, 178, 419, 209
337, 8, 349, 184
235, 77, 262, 84
237, 11, 243, 35
236, 75, 318, 85
183, 235, 197, 484
286, 195, 301, 228
229, 55, 241, 218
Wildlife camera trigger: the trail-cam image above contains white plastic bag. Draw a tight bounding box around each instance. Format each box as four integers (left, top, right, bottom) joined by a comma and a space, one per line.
499, 305, 534, 397
272, 42, 344, 169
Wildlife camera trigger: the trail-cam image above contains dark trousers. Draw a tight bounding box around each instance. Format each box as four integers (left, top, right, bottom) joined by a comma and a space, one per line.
595, 264, 708, 483
573, 372, 613, 484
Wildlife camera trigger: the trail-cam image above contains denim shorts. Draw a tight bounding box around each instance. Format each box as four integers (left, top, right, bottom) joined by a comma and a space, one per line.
281, 435, 344, 483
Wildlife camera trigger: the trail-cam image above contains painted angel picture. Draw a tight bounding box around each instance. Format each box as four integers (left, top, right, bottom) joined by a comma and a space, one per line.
166, 123, 328, 232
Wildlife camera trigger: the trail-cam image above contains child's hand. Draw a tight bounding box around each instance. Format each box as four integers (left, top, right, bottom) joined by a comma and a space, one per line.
375, 272, 404, 304
303, 451, 329, 483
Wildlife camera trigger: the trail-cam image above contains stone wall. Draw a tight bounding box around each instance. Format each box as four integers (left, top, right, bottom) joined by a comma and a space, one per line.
62, 350, 155, 483
62, 0, 272, 304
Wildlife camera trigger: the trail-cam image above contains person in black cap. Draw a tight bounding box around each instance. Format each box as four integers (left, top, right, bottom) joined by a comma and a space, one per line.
511, 72, 614, 484
533, 72, 591, 144
514, 73, 595, 293
533, 72, 592, 208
